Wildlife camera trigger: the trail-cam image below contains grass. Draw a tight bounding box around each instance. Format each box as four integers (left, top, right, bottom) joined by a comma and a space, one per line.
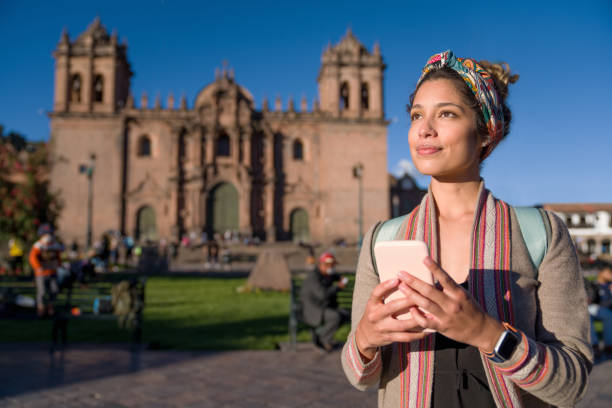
0, 276, 351, 350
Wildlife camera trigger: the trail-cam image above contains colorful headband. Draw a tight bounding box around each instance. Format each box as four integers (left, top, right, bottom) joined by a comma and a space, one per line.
417, 50, 503, 159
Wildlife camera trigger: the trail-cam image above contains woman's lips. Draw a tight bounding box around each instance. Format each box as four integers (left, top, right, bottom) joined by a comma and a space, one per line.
416, 146, 442, 156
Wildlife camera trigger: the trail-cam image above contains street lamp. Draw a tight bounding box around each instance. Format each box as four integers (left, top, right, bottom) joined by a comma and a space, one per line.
352, 163, 364, 247
79, 153, 96, 249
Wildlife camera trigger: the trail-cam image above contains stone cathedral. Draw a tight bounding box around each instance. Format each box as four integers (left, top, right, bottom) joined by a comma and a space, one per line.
49, 18, 389, 244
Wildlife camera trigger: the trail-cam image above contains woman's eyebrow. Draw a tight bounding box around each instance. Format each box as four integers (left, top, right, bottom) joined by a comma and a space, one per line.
409, 102, 466, 112
409, 104, 422, 111
436, 102, 466, 112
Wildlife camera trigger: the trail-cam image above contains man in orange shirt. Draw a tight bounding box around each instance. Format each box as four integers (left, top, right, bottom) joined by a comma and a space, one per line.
29, 225, 62, 317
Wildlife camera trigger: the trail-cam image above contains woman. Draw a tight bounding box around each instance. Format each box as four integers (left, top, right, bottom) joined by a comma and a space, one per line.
341, 50, 592, 408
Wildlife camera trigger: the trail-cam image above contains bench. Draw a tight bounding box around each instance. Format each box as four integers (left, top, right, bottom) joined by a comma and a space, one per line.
0, 273, 146, 350
288, 269, 355, 351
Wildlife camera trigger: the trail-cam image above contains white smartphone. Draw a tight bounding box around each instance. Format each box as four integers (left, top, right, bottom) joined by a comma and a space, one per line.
373, 240, 435, 330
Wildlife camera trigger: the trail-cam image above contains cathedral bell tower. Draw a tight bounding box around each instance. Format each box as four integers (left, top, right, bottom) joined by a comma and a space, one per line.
317, 29, 385, 120
53, 17, 132, 114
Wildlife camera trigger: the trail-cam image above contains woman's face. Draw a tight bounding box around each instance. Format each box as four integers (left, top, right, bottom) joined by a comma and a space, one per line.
408, 78, 484, 181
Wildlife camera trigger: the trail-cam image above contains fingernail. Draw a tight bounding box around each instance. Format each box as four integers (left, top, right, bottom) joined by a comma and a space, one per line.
387, 278, 399, 286
397, 270, 408, 279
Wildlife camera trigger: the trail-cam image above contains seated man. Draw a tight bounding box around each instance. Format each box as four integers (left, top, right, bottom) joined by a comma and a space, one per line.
300, 252, 350, 351
588, 265, 612, 353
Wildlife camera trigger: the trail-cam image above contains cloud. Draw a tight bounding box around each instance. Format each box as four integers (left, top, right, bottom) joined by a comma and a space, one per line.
393, 158, 419, 178
393, 158, 429, 188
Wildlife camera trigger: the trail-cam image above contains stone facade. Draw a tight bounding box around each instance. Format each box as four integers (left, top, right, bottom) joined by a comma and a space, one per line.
542, 203, 612, 258
49, 19, 389, 245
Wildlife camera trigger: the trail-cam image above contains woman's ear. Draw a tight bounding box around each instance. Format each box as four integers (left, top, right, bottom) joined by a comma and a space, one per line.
479, 134, 491, 149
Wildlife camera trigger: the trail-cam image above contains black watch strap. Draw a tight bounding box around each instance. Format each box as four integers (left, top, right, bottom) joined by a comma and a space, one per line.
485, 322, 521, 363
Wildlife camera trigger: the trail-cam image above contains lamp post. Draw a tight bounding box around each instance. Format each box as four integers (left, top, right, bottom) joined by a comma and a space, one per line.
352, 163, 364, 247
79, 153, 96, 249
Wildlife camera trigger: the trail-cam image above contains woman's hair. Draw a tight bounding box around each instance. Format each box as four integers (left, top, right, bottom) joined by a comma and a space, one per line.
409, 61, 519, 161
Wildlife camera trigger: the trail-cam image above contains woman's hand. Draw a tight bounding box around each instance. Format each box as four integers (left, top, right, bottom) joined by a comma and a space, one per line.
355, 278, 430, 361
397, 257, 505, 353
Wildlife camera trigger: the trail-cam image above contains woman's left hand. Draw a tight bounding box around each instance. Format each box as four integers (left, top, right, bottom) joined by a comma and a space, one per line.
397, 256, 504, 353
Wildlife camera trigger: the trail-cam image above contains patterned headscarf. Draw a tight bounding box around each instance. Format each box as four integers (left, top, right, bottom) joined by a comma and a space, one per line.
417, 50, 503, 160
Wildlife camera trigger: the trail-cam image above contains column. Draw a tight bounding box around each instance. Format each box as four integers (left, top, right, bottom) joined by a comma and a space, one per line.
53, 54, 69, 112
85, 52, 94, 112
348, 66, 360, 118
205, 130, 214, 164
243, 132, 252, 168
263, 134, 275, 242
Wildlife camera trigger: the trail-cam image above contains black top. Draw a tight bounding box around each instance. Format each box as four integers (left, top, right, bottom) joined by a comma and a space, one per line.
431, 282, 496, 408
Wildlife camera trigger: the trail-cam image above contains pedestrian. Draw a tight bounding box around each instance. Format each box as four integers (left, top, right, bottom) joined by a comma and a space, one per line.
28, 225, 62, 317
123, 235, 134, 264
341, 50, 592, 407
109, 234, 119, 265
68, 240, 79, 261
8, 236, 24, 275
301, 252, 350, 351
587, 265, 612, 354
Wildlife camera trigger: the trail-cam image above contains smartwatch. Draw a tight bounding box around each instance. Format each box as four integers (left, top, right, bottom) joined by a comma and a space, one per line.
485, 322, 520, 363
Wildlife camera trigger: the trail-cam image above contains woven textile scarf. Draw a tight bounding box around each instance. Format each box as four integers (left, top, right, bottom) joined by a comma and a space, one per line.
398, 182, 523, 408
417, 50, 503, 160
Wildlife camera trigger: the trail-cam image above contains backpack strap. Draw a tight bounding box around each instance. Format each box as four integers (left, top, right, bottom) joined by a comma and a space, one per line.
370, 215, 408, 276
514, 207, 551, 274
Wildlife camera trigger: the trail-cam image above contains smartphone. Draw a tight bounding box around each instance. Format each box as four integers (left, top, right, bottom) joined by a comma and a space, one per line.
373, 240, 435, 328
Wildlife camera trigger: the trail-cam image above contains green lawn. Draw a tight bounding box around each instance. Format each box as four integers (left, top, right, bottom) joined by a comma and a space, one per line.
0, 276, 351, 350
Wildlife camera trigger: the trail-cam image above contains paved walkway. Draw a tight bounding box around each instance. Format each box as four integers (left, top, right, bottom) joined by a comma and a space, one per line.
0, 343, 610, 407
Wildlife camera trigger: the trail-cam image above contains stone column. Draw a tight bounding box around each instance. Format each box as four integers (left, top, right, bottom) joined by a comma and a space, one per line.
370, 71, 383, 119
85, 51, 94, 112
239, 182, 252, 235
263, 135, 275, 242
242, 130, 252, 168
205, 130, 215, 164
53, 53, 69, 112
348, 66, 360, 118
231, 128, 240, 164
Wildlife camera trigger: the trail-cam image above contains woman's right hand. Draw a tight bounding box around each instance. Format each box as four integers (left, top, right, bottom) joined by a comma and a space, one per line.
355, 277, 430, 361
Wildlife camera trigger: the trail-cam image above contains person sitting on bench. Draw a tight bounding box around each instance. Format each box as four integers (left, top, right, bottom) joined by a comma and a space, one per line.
300, 252, 350, 351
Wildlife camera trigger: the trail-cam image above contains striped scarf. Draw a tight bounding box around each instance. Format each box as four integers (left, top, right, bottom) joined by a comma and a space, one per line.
398, 182, 522, 408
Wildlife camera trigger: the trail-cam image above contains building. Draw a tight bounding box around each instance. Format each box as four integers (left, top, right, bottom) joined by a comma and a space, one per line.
389, 173, 426, 219
49, 18, 389, 245
542, 203, 612, 258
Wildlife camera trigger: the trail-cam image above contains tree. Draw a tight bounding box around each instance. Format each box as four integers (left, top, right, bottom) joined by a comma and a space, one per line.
0, 125, 62, 244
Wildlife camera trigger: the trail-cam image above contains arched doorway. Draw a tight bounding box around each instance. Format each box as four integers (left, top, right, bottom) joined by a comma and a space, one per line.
207, 183, 239, 235
136, 206, 157, 242
290, 208, 310, 243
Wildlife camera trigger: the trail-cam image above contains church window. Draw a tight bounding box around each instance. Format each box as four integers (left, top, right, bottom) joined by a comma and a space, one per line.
217, 133, 230, 157
293, 139, 304, 160
69, 74, 82, 103
93, 75, 104, 102
340, 82, 349, 110
361, 82, 369, 110
137, 135, 152, 157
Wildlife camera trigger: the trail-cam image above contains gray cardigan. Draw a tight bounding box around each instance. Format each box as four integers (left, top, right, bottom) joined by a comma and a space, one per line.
341, 210, 593, 408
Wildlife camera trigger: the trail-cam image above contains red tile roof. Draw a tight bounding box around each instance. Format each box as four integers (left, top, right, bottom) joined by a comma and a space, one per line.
542, 203, 612, 212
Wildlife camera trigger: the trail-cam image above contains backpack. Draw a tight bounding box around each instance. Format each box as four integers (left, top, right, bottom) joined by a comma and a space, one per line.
371, 207, 552, 277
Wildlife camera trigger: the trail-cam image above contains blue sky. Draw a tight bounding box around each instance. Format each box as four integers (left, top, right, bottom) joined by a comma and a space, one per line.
1, 0, 611, 205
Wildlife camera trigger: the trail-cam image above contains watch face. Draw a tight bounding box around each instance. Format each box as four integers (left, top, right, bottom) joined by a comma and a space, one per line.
498, 331, 520, 360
